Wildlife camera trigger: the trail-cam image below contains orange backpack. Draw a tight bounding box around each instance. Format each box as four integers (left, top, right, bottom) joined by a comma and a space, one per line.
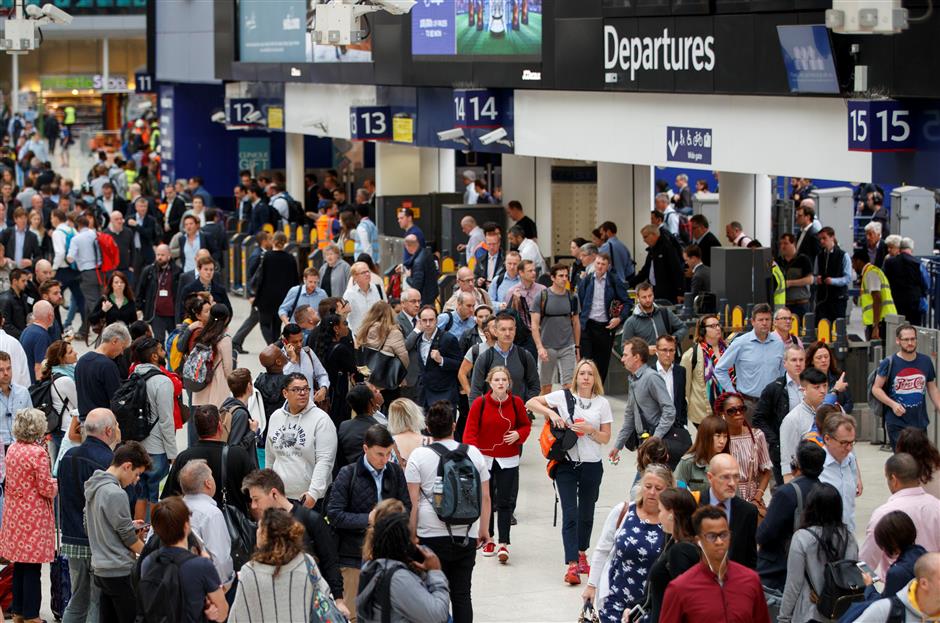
539, 390, 578, 478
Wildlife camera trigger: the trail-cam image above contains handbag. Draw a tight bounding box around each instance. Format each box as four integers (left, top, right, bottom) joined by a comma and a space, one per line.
50, 496, 71, 619
220, 445, 257, 571
577, 601, 600, 623
303, 554, 348, 623
356, 346, 406, 390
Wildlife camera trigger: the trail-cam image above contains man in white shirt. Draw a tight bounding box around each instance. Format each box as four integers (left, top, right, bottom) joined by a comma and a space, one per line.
462, 170, 479, 205
343, 260, 384, 334
508, 225, 546, 275
267, 183, 290, 225
457, 216, 485, 265
179, 459, 234, 589
818, 413, 861, 532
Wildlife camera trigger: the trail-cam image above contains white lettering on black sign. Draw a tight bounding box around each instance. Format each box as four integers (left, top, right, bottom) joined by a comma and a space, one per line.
604, 25, 715, 82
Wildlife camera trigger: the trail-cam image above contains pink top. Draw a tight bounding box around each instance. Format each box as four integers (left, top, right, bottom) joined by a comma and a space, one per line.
859, 486, 940, 576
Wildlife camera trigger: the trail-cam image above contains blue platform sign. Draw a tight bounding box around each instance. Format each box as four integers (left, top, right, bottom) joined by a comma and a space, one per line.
777, 25, 840, 95
350, 106, 393, 140
848, 100, 915, 152
666, 126, 712, 165
134, 71, 154, 94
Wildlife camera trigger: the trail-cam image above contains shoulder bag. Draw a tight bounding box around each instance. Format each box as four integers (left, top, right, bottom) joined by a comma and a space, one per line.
220, 444, 257, 571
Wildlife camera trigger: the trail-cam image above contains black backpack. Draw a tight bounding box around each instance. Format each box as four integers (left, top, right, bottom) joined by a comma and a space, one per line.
28, 373, 66, 434
283, 193, 306, 225
111, 368, 164, 442
135, 547, 197, 623
805, 531, 867, 620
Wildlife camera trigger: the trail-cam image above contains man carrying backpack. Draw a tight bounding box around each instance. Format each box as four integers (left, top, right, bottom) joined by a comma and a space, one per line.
468, 312, 540, 404
406, 401, 491, 623
76, 322, 129, 419
530, 263, 581, 395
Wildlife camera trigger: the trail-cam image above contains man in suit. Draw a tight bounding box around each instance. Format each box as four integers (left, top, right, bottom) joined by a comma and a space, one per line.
402, 235, 439, 306
163, 182, 187, 243
175, 249, 224, 322
752, 345, 807, 487
689, 214, 721, 266
703, 453, 758, 569
404, 305, 462, 409
794, 202, 821, 267
653, 335, 687, 429
179, 255, 232, 319
96, 182, 127, 218
863, 221, 888, 269
684, 245, 711, 298
576, 252, 630, 383
473, 222, 505, 289
232, 231, 271, 354
171, 214, 218, 273
630, 224, 685, 304
128, 196, 161, 273
0, 207, 41, 269
201, 208, 228, 267
397, 288, 421, 338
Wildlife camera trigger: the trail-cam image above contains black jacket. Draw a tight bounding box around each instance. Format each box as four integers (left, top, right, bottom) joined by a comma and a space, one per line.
326, 458, 410, 566
694, 231, 722, 266
884, 253, 927, 314
129, 213, 162, 267
290, 501, 345, 599
756, 476, 819, 590
796, 229, 820, 267
136, 262, 181, 320
202, 221, 228, 265
0, 288, 30, 337
405, 329, 462, 408
698, 494, 758, 570
752, 374, 791, 454
254, 250, 300, 313
630, 234, 685, 303
179, 276, 232, 321
162, 440, 255, 516
669, 364, 689, 427
0, 227, 40, 266
164, 196, 186, 242
405, 246, 439, 306
335, 414, 382, 475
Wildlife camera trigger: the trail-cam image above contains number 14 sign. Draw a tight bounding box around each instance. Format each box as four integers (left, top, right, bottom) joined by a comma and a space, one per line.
848, 100, 914, 152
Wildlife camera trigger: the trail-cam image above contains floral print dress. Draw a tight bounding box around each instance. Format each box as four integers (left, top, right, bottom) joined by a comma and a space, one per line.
599, 504, 664, 623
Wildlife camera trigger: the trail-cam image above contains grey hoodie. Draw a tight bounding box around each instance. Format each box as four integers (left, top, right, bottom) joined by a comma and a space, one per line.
857, 581, 940, 621
356, 559, 450, 623
620, 302, 688, 346
84, 469, 139, 577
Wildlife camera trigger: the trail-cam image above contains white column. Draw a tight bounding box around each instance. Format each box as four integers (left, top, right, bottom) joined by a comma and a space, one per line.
374, 142, 421, 196
102, 38, 109, 90
533, 157, 552, 257
719, 172, 773, 246
630, 165, 653, 264
285, 132, 304, 202
10, 54, 18, 114
417, 147, 456, 194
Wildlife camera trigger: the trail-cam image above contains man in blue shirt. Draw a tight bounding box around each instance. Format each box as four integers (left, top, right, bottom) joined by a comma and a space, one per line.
714, 303, 785, 415
65, 213, 100, 340
397, 208, 425, 263
598, 220, 635, 283
437, 291, 476, 339
0, 351, 32, 448
819, 413, 861, 532
278, 267, 327, 325
20, 301, 54, 383
489, 251, 522, 310
872, 323, 940, 448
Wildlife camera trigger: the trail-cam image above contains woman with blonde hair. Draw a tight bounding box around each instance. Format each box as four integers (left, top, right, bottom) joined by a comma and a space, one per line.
355, 300, 408, 400
527, 359, 613, 585
0, 408, 57, 623
387, 398, 429, 467
230, 507, 346, 622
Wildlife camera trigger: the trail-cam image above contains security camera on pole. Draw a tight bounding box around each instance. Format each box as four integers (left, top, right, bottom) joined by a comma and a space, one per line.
0, 0, 73, 55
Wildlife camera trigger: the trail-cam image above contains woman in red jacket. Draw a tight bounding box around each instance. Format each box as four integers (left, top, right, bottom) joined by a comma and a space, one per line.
463, 366, 531, 564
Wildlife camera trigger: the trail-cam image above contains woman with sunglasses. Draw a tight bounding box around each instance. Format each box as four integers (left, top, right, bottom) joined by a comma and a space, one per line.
715, 392, 772, 513
680, 314, 731, 427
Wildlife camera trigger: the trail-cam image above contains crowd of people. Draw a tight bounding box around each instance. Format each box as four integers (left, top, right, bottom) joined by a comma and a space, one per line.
0, 143, 934, 623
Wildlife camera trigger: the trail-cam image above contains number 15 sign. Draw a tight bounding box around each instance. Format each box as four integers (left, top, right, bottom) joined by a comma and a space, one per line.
848, 100, 914, 152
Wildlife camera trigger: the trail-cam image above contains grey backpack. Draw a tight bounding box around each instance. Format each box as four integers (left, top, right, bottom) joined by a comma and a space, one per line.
425, 443, 482, 544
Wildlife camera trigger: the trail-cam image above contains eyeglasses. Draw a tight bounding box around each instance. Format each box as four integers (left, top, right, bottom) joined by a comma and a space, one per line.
702, 531, 731, 543
703, 323, 721, 329
828, 436, 856, 448
458, 277, 474, 283
724, 406, 747, 415
287, 387, 311, 394
657, 348, 676, 354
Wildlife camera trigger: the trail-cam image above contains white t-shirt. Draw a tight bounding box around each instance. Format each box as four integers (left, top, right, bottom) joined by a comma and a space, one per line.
405, 439, 491, 539
544, 390, 613, 463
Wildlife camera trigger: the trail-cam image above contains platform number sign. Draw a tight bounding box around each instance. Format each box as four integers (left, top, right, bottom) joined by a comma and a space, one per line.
848, 100, 914, 152
350, 107, 392, 140
227, 99, 261, 126
134, 72, 154, 94
454, 89, 504, 128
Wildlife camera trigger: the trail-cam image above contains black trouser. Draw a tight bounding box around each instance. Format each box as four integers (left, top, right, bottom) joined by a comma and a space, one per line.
232, 305, 260, 348
580, 320, 615, 382
455, 393, 470, 441
488, 461, 519, 544
420, 536, 477, 623
768, 440, 783, 488
814, 296, 847, 325
11, 561, 41, 618
150, 314, 176, 344
259, 311, 282, 345
95, 574, 137, 623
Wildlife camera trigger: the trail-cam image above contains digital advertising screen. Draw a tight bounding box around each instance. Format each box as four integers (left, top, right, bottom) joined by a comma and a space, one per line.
412, 0, 542, 61
238, 0, 372, 64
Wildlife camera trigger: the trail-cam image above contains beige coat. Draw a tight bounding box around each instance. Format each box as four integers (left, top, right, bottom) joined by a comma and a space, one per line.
192, 335, 234, 408
360, 323, 409, 368
681, 343, 712, 425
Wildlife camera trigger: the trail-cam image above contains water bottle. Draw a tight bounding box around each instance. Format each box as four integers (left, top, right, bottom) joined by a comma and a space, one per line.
432, 476, 444, 507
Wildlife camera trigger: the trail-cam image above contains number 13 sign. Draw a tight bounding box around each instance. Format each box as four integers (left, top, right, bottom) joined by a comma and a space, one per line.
848, 100, 914, 152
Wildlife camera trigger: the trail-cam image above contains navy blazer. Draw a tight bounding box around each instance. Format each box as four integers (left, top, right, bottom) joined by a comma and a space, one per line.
576, 272, 631, 329
407, 329, 461, 409
473, 245, 504, 286
406, 246, 439, 306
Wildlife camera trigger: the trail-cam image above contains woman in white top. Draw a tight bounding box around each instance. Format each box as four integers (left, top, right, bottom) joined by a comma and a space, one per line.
386, 398, 429, 469
38, 340, 78, 469
526, 359, 613, 586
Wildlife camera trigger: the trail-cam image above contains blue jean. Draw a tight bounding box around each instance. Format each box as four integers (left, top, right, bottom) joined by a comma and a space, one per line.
63, 556, 99, 623
138, 452, 169, 503
554, 460, 604, 563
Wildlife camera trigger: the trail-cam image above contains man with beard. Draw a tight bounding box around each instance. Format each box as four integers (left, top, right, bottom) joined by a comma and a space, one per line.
136, 244, 181, 343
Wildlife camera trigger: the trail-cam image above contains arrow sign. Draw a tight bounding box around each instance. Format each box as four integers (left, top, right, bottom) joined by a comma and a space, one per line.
666, 126, 713, 165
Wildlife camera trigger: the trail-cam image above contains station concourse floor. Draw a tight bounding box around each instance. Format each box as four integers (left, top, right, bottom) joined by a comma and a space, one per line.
37, 293, 895, 622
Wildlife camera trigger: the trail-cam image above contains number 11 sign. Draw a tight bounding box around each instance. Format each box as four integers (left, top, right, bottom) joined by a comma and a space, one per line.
848, 100, 915, 152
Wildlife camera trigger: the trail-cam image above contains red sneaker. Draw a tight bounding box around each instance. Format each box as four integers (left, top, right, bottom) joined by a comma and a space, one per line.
482, 542, 497, 557
578, 552, 591, 575
564, 562, 581, 585
497, 544, 510, 564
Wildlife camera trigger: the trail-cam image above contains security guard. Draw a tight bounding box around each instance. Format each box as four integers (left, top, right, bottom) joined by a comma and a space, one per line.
771, 260, 786, 308
852, 248, 896, 341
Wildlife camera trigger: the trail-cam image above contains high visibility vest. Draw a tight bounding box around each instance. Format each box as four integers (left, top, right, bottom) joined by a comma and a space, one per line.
64, 106, 76, 125
771, 263, 786, 307
316, 214, 336, 250
860, 264, 897, 326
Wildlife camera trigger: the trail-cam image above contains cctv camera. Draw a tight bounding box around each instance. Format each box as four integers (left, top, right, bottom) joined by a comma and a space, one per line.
210, 111, 226, 124
369, 0, 417, 15
437, 128, 466, 142
243, 110, 263, 124
41, 4, 73, 24
24, 4, 42, 18
479, 127, 510, 146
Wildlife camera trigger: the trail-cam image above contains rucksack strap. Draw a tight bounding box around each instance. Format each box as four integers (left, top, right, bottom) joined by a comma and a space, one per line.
888, 594, 906, 623
791, 482, 804, 534
220, 444, 230, 505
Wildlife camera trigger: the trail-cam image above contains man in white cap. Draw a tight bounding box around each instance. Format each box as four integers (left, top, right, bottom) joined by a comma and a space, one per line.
462, 170, 479, 205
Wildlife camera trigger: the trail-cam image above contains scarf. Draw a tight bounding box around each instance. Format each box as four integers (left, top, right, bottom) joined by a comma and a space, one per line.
701, 340, 733, 405
52, 363, 75, 380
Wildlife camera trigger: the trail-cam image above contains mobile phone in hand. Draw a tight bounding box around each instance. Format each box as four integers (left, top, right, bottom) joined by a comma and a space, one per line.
856, 561, 880, 583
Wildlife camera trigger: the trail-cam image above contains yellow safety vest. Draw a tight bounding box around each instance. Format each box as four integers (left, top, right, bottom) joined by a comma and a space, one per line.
860, 264, 897, 326
771, 263, 786, 307
64, 106, 76, 125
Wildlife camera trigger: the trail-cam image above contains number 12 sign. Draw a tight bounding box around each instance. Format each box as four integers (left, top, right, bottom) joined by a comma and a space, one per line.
848, 100, 914, 152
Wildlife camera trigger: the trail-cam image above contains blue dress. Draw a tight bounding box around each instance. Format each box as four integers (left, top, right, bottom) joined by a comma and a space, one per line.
599, 504, 664, 623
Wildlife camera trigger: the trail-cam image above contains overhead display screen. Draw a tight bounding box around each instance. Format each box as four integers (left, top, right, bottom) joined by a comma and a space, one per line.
412, 0, 542, 61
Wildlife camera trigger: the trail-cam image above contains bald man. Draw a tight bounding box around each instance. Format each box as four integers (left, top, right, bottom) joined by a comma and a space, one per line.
58, 408, 121, 623
255, 344, 290, 423
179, 459, 234, 588
21, 299, 55, 382
136, 243, 181, 342
457, 216, 485, 265
24, 258, 55, 309
442, 266, 491, 312
703, 454, 759, 569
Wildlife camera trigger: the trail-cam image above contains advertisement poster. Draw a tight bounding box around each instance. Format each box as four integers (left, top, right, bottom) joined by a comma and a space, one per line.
412, 0, 542, 60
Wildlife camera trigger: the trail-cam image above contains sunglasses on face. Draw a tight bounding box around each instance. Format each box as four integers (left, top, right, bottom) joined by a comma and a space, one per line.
724, 406, 747, 415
